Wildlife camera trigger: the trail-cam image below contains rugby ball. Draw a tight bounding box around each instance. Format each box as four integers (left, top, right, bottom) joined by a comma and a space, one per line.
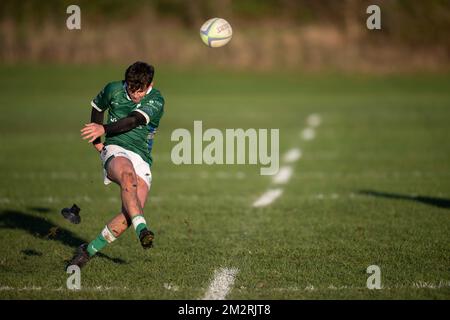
200, 18, 232, 48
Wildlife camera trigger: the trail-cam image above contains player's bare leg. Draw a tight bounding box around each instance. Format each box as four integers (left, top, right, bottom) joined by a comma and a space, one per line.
68, 160, 152, 268
105, 176, 153, 247
105, 157, 154, 248
107, 176, 150, 238
107, 156, 143, 217
106, 210, 131, 238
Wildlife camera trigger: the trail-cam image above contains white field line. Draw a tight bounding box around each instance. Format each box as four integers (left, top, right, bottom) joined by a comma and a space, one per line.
202, 267, 239, 300
8, 169, 446, 182
0, 286, 130, 291
411, 281, 450, 289
307, 114, 322, 128
3, 170, 248, 181
252, 114, 321, 208
283, 148, 302, 163
272, 166, 293, 185
301, 128, 315, 141
163, 283, 180, 291
252, 189, 284, 208
4, 192, 401, 207
2, 280, 449, 293
265, 281, 450, 292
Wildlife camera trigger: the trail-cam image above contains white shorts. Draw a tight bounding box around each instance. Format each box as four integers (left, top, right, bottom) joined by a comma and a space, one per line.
100, 144, 152, 189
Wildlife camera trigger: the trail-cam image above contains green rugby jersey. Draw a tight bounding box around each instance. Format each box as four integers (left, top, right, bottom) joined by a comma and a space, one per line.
91, 81, 165, 166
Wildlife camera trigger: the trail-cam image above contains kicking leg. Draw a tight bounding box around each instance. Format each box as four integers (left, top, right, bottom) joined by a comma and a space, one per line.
68, 159, 151, 268
86, 168, 151, 257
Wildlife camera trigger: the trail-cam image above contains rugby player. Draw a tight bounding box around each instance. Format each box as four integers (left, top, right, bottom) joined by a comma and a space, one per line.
68, 61, 165, 268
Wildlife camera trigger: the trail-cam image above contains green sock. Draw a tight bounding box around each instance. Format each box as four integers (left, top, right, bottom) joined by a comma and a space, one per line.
131, 214, 148, 237
87, 234, 107, 256
87, 226, 117, 256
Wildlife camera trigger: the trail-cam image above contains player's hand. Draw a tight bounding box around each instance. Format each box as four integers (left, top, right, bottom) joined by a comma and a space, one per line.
93, 142, 104, 153
81, 123, 105, 143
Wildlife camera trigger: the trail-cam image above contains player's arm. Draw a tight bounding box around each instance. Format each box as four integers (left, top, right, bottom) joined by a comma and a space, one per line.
81, 111, 147, 143
104, 111, 147, 135
87, 82, 112, 151
90, 107, 105, 152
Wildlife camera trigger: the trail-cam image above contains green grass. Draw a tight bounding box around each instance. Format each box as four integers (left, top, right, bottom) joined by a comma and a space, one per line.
0, 65, 449, 299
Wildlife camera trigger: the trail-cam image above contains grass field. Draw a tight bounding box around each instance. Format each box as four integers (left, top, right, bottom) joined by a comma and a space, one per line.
0, 65, 449, 299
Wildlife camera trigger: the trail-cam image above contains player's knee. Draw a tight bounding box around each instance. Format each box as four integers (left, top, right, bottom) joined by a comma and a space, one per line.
120, 171, 138, 191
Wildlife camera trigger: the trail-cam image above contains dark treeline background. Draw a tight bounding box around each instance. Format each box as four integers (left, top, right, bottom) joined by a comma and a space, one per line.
1, 0, 449, 72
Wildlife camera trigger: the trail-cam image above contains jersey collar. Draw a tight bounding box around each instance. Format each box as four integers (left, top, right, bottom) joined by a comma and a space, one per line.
123, 82, 153, 101
123, 82, 131, 101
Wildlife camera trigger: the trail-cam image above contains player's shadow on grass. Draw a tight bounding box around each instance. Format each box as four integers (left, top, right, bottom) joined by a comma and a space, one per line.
0, 210, 127, 265
358, 190, 450, 210
27, 206, 52, 214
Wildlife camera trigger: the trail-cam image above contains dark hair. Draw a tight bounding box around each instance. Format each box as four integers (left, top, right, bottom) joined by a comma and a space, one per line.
125, 61, 154, 92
